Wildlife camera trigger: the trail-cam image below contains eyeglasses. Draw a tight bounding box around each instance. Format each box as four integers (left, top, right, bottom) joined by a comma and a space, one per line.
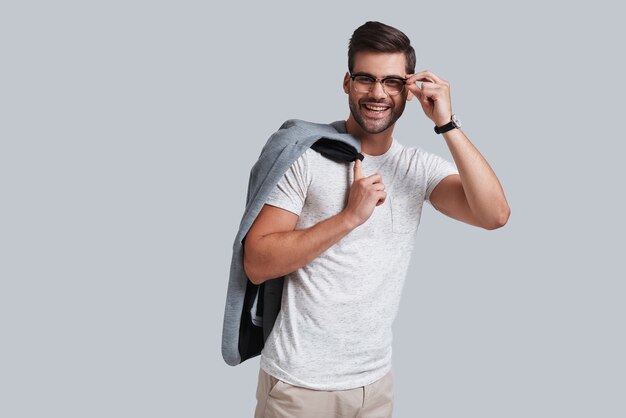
349, 72, 407, 96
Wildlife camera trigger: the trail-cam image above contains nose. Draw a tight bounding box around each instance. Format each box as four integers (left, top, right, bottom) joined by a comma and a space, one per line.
369, 80, 388, 99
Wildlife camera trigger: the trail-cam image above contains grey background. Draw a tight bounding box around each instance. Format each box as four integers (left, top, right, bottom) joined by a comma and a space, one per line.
1, 1, 624, 417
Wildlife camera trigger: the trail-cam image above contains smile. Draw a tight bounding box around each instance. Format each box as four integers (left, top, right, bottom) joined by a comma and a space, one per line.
361, 103, 391, 118
362, 104, 390, 112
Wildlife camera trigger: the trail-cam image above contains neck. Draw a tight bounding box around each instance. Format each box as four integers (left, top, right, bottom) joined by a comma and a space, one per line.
345, 115, 395, 156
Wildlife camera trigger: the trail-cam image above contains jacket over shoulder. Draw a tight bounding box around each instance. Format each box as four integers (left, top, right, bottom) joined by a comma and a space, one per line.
221, 118, 362, 366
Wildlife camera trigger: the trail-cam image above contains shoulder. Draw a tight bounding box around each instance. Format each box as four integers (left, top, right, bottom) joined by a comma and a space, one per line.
262, 119, 340, 150
278, 118, 340, 134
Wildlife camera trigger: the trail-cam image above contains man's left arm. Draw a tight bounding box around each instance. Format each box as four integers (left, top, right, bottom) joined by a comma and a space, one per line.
405, 70, 511, 230
431, 128, 510, 230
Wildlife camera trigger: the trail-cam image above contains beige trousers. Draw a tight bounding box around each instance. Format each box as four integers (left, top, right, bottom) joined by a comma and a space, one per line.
254, 368, 394, 418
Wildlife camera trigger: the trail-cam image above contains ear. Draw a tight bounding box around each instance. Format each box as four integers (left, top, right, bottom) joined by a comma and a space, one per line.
343, 72, 350, 94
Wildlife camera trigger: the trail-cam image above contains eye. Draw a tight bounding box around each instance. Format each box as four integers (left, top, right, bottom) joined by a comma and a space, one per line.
354, 76, 375, 84
383, 79, 404, 88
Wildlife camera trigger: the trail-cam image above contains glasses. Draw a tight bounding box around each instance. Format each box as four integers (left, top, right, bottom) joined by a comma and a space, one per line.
349, 72, 407, 96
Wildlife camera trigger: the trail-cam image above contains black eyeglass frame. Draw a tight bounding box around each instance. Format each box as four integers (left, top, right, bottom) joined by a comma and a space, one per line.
349, 72, 408, 95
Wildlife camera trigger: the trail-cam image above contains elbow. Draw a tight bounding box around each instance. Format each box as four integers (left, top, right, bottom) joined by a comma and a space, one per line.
243, 252, 264, 285
483, 205, 511, 230
243, 240, 272, 285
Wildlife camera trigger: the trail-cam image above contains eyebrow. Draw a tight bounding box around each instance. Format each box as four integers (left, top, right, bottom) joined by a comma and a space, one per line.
353, 71, 406, 80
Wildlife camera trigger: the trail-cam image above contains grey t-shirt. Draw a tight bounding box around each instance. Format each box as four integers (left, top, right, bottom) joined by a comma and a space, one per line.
260, 137, 459, 390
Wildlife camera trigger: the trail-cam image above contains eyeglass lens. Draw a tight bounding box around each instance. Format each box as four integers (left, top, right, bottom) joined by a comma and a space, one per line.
353, 76, 404, 95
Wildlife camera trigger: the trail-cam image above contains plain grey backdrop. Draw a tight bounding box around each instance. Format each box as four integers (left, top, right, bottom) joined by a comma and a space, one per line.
1, 1, 624, 417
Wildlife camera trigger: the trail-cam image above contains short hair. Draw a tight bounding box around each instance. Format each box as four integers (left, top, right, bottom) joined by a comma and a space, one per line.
348, 21, 416, 75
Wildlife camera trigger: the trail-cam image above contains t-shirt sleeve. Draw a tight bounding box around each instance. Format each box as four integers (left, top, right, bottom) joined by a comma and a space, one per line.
423, 150, 459, 203
264, 151, 310, 216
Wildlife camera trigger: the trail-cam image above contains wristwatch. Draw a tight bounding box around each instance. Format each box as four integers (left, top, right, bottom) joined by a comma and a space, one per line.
434, 114, 461, 134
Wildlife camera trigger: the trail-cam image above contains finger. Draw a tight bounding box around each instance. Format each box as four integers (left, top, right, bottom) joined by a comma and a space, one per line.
365, 172, 383, 185
406, 78, 439, 101
405, 72, 434, 84
375, 191, 387, 206
419, 82, 442, 102
353, 158, 363, 181
405, 81, 422, 98
406, 70, 443, 84
420, 81, 439, 93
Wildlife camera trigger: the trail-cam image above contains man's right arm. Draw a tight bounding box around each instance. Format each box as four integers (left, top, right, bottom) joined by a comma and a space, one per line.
243, 158, 386, 285
242, 204, 357, 284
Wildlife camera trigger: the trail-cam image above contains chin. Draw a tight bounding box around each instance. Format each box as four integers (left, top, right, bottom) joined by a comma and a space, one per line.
362, 124, 391, 134
350, 105, 403, 135
357, 116, 396, 134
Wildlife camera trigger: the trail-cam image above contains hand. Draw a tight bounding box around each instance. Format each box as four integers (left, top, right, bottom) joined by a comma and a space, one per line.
343, 159, 387, 228
405, 70, 453, 127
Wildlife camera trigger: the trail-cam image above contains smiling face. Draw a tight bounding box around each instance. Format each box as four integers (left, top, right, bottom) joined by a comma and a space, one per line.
343, 51, 414, 135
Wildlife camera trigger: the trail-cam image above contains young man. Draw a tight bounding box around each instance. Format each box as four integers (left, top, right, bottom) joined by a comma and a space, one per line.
244, 21, 510, 418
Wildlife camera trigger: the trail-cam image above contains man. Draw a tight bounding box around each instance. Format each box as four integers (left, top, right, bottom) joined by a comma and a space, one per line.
244, 21, 510, 418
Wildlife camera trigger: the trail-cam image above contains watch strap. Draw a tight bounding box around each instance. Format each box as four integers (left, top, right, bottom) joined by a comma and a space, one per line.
434, 114, 460, 134
434, 121, 456, 134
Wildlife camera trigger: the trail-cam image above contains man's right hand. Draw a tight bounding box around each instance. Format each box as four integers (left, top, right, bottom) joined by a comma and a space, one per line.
343, 159, 387, 228
244, 159, 387, 285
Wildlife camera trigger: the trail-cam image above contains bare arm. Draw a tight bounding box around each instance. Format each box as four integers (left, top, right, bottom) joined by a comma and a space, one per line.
243, 205, 356, 284
429, 128, 510, 229
243, 159, 386, 285
404, 70, 510, 230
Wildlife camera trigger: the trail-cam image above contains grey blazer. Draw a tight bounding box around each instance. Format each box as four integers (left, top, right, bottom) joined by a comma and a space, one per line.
221, 118, 362, 366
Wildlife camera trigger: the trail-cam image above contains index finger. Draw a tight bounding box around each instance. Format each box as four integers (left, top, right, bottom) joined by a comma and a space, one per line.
405, 70, 442, 84
353, 158, 363, 181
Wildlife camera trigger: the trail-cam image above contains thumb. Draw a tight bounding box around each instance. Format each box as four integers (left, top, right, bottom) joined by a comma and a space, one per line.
410, 82, 423, 101
353, 158, 363, 182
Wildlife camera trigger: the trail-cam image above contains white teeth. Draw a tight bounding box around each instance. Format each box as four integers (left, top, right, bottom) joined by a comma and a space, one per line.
364, 104, 388, 111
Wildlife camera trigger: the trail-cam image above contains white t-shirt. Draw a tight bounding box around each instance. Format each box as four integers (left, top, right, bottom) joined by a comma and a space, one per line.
260, 137, 459, 390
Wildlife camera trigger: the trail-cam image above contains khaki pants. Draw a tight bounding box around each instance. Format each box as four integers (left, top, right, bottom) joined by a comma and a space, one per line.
254, 368, 394, 418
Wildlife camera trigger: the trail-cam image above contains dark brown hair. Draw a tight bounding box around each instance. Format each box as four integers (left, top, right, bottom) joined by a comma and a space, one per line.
348, 21, 416, 74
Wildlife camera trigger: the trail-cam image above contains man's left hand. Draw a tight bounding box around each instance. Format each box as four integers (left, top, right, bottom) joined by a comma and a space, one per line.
405, 70, 453, 127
